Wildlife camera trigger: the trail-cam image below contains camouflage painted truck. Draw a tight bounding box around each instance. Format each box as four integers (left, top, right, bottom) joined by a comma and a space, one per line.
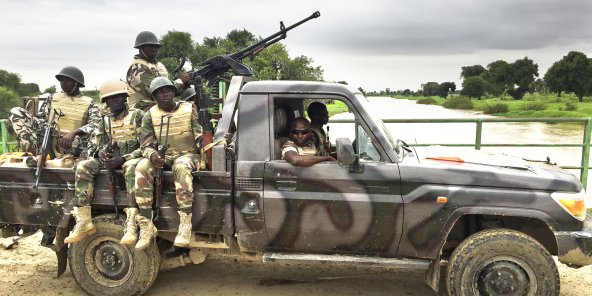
0, 75, 591, 296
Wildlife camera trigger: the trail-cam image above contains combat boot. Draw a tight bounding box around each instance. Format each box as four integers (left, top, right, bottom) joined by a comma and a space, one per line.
64, 206, 96, 244
120, 208, 139, 245
174, 211, 192, 247
135, 215, 157, 250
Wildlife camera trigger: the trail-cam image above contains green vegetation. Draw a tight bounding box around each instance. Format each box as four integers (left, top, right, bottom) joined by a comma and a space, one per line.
442, 96, 473, 110
482, 103, 509, 114
0, 87, 21, 118
400, 92, 592, 118
326, 100, 349, 116
417, 98, 438, 105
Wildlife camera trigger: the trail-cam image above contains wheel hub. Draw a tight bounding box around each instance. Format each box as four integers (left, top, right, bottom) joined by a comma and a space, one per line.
478, 261, 528, 295
93, 241, 131, 281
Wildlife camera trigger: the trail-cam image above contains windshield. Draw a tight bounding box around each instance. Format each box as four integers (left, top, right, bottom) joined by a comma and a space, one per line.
355, 94, 397, 151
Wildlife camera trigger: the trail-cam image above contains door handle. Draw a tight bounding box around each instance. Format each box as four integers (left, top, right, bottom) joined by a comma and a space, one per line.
276, 180, 297, 191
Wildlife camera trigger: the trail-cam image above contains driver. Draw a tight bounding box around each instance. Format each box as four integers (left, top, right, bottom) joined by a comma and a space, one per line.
281, 117, 335, 167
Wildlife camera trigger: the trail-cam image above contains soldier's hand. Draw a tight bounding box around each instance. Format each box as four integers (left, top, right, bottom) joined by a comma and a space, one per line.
103, 156, 125, 169
58, 131, 77, 149
150, 153, 165, 168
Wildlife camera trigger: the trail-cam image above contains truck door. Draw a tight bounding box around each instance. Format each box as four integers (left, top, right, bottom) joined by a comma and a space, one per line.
263, 97, 404, 257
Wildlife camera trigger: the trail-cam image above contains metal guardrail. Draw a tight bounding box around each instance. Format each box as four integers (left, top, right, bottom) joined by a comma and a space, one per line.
330, 117, 592, 188
0, 119, 18, 154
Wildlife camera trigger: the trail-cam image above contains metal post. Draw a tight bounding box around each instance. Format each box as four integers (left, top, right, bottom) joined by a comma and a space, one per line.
580, 118, 591, 189
1, 119, 8, 154
475, 119, 483, 150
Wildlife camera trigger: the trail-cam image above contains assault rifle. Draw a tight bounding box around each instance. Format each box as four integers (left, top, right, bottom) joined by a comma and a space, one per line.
154, 115, 172, 218
33, 108, 64, 190
100, 114, 118, 215
183, 11, 320, 169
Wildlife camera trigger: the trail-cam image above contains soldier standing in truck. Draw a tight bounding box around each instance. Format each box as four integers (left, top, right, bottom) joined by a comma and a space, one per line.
134, 77, 202, 250
8, 66, 100, 157
64, 80, 145, 244
126, 31, 190, 111
282, 117, 335, 167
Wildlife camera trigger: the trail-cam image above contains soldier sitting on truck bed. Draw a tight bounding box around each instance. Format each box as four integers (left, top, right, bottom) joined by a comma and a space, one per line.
282, 117, 335, 167
8, 66, 100, 157
134, 77, 202, 250
126, 31, 190, 111
64, 80, 145, 244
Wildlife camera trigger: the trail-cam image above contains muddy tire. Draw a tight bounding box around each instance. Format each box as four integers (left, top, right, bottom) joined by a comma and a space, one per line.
447, 228, 559, 296
68, 214, 160, 296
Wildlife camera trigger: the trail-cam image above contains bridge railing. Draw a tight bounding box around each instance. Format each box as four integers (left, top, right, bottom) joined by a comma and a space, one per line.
330, 117, 592, 188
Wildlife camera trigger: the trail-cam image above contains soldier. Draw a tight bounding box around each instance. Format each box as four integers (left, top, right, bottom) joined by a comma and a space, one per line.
64, 80, 145, 244
282, 117, 335, 167
8, 66, 100, 157
126, 31, 189, 111
307, 102, 332, 155
134, 77, 202, 250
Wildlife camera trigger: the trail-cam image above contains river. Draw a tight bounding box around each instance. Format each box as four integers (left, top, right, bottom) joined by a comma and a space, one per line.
328, 97, 589, 190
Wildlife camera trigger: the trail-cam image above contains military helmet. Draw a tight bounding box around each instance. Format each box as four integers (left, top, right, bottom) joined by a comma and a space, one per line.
99, 79, 129, 102
55, 66, 85, 87
134, 31, 160, 48
150, 77, 175, 97
180, 86, 196, 101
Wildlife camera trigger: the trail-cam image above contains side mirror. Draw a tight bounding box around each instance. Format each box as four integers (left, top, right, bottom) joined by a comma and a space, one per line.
336, 138, 356, 166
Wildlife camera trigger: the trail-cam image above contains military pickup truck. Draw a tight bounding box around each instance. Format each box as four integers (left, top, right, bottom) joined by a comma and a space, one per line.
0, 75, 591, 296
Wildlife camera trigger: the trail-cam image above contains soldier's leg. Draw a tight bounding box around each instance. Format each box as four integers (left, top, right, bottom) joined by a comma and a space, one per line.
171, 154, 198, 247
134, 158, 157, 250
8, 107, 41, 154
65, 158, 100, 244
120, 158, 141, 245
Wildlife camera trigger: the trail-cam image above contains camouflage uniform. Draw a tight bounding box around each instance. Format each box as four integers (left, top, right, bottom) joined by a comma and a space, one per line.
74, 108, 144, 207
135, 101, 202, 212
8, 93, 101, 157
126, 55, 169, 111
310, 126, 329, 156
281, 139, 319, 159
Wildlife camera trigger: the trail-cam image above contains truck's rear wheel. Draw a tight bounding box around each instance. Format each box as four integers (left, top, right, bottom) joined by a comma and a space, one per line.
68, 214, 160, 296
447, 228, 559, 296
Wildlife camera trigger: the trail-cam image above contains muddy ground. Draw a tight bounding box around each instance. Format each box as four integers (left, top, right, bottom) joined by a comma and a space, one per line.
0, 232, 590, 296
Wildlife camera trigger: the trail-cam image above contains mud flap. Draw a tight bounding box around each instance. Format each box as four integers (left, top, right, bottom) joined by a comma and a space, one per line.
52, 207, 73, 278
424, 255, 440, 293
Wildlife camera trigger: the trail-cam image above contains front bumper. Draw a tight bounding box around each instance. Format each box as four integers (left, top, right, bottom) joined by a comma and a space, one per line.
555, 214, 592, 267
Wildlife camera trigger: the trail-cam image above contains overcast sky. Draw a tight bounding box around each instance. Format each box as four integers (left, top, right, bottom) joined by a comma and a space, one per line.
2, 0, 592, 92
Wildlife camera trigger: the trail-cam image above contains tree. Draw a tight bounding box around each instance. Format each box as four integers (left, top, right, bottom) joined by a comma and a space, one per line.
402, 89, 412, 96
43, 85, 56, 94
17, 83, 40, 96
437, 82, 456, 99
0, 87, 21, 118
422, 82, 439, 97
461, 77, 487, 99
0, 69, 21, 92
461, 65, 485, 79
157, 31, 195, 72
358, 87, 366, 95
483, 60, 511, 96
507, 57, 538, 100
530, 78, 546, 95
544, 51, 592, 102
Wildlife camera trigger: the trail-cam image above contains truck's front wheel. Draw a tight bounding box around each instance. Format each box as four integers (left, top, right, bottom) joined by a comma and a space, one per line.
447, 228, 559, 296
68, 214, 160, 296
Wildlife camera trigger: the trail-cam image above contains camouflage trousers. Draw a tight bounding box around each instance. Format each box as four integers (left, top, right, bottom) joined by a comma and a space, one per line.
8, 107, 84, 156
74, 157, 142, 207
135, 153, 199, 212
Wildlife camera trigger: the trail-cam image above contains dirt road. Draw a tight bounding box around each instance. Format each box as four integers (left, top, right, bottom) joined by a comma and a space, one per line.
0, 232, 590, 296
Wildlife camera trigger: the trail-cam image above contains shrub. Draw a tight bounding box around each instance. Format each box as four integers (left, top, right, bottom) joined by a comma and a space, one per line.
442, 96, 473, 110
560, 101, 578, 111
521, 102, 547, 111
0, 86, 21, 119
416, 98, 438, 105
482, 103, 509, 114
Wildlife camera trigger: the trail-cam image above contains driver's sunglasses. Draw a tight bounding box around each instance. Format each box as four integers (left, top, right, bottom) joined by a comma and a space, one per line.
291, 129, 309, 135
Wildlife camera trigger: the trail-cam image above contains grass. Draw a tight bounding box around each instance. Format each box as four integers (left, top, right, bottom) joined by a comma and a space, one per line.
326, 100, 349, 116
396, 92, 592, 118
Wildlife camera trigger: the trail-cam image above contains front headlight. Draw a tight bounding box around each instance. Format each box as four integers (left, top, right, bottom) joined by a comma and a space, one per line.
551, 189, 588, 221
